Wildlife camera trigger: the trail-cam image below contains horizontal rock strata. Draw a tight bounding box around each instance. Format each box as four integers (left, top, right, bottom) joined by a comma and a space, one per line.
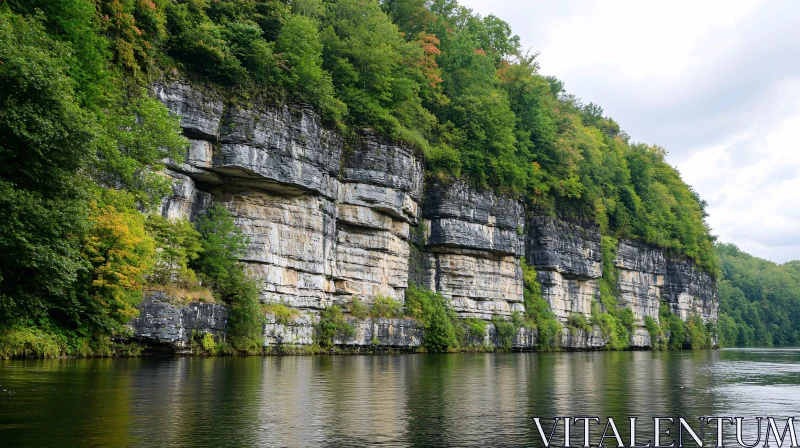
135, 79, 719, 352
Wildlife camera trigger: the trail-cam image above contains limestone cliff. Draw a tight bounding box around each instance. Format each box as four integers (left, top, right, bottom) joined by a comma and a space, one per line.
136, 80, 719, 352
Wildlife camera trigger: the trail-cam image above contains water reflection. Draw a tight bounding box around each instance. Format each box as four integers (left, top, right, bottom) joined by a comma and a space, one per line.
1, 350, 798, 446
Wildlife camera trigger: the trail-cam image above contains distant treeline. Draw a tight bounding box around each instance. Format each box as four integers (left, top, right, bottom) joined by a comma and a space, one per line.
717, 244, 800, 347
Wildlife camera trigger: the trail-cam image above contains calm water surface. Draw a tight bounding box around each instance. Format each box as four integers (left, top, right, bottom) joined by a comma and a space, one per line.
1, 349, 799, 447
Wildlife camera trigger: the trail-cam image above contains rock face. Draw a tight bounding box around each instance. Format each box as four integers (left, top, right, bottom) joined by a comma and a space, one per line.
129, 292, 228, 353
136, 79, 719, 352
615, 239, 665, 323
663, 258, 719, 322
526, 215, 602, 321
420, 180, 525, 319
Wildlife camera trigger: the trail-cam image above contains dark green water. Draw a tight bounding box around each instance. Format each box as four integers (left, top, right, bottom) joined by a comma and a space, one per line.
1, 349, 799, 447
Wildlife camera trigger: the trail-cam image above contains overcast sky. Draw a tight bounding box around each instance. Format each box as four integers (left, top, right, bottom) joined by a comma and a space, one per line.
459, 0, 800, 263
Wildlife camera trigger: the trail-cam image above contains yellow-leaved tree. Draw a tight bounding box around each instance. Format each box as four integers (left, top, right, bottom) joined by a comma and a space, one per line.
83, 203, 156, 325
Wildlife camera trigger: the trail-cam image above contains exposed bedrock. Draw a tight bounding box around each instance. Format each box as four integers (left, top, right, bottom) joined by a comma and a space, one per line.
420, 180, 525, 319
129, 292, 228, 354
663, 258, 719, 322
615, 239, 665, 324
526, 215, 601, 321
526, 216, 717, 348
153, 81, 420, 310
143, 79, 718, 351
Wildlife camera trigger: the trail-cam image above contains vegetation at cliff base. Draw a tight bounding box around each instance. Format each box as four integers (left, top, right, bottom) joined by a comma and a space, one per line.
520, 259, 561, 350
404, 285, 461, 352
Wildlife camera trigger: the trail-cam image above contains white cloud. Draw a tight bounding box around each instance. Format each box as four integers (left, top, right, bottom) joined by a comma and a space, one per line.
459, 0, 800, 262
679, 85, 800, 261
540, 1, 763, 86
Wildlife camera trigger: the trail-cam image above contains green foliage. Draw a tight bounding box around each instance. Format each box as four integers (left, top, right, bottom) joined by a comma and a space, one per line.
191, 205, 248, 299
599, 236, 619, 310
644, 316, 663, 349
145, 215, 202, 286
190, 330, 217, 354
619, 307, 635, 332
347, 297, 369, 320
0, 327, 65, 359
83, 203, 156, 328
520, 258, 561, 350
0, 10, 93, 328
370, 295, 402, 319
686, 314, 712, 349
0, 4, 187, 353
264, 303, 299, 326
716, 243, 800, 347
405, 284, 460, 352
0, 0, 724, 355
314, 305, 355, 349
492, 316, 518, 351
658, 302, 686, 350
225, 276, 264, 353
191, 204, 264, 352
566, 312, 591, 334
279, 14, 344, 122
462, 317, 487, 341
592, 237, 633, 350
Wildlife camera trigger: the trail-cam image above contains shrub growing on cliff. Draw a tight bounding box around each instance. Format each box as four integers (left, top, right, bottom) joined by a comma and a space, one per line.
462, 317, 488, 342
644, 316, 663, 349
225, 273, 264, 353
370, 295, 403, 319
191, 205, 248, 295
686, 314, 713, 349
347, 297, 369, 320
520, 258, 561, 350
314, 305, 355, 349
566, 313, 591, 335
192, 205, 265, 352
405, 285, 460, 352
145, 215, 202, 286
492, 316, 518, 351
659, 302, 687, 350
264, 303, 300, 326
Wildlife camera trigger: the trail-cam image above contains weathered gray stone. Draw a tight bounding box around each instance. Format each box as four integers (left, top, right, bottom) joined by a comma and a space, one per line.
129, 292, 227, 351
537, 270, 598, 320
342, 131, 424, 201
339, 182, 418, 223
333, 223, 410, 303
526, 215, 602, 279
264, 312, 314, 346
337, 317, 423, 347
215, 186, 337, 309
616, 239, 666, 274
421, 250, 524, 319
147, 78, 720, 352
615, 239, 665, 324
663, 258, 719, 322
158, 169, 213, 221
153, 80, 224, 140
262, 311, 423, 348
559, 326, 607, 350
423, 180, 524, 255
217, 104, 342, 198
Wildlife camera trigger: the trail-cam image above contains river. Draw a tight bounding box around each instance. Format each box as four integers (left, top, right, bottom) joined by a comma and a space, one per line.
1, 349, 798, 447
